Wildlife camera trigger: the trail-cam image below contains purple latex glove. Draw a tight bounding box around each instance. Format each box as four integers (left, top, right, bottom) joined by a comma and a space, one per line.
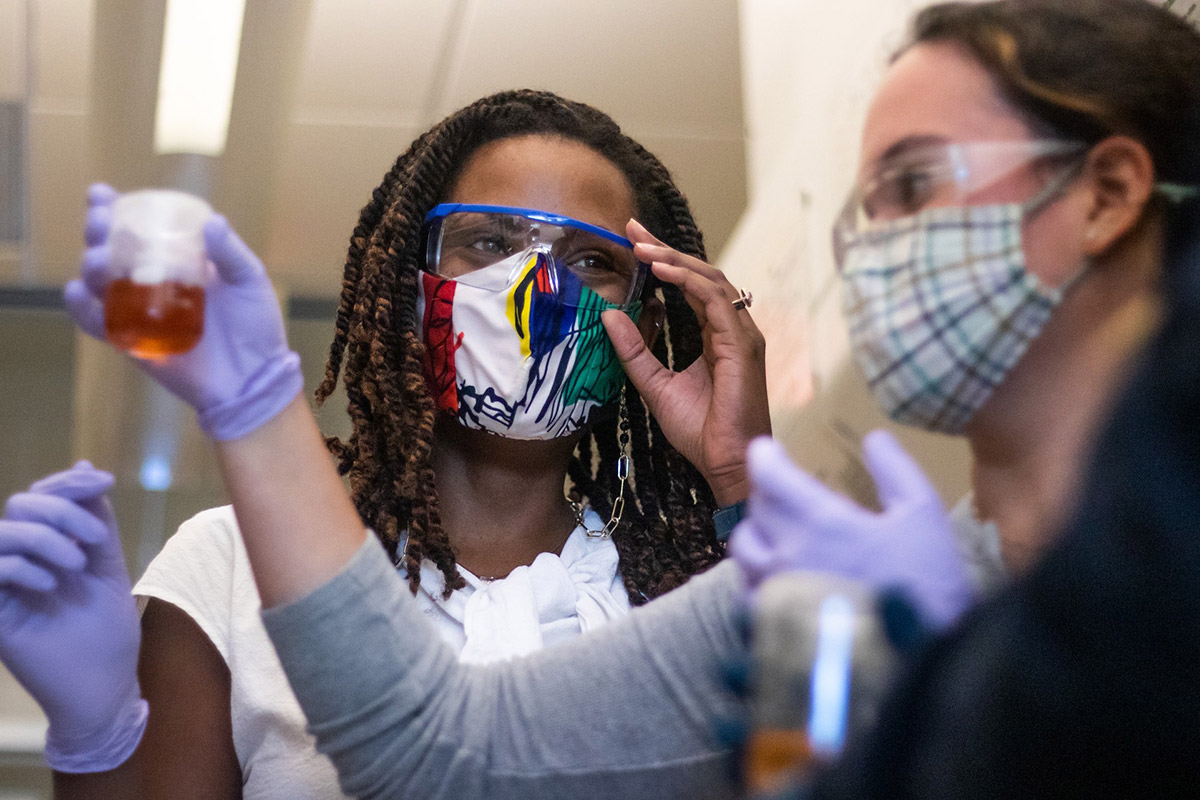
64, 183, 303, 441
0, 462, 147, 772
728, 431, 974, 630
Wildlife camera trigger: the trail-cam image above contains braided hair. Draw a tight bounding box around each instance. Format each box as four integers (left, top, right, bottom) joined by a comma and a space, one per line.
315, 89, 724, 604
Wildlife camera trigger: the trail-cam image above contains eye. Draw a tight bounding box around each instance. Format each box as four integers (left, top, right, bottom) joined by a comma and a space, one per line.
864, 166, 939, 221
893, 168, 936, 212
467, 234, 516, 257
564, 251, 618, 275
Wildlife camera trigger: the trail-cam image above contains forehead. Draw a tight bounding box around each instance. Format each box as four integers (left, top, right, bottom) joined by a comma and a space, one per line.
859, 41, 1036, 173
445, 135, 637, 235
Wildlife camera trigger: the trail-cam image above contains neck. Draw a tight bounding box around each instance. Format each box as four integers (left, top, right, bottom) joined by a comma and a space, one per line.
431, 415, 580, 580
966, 249, 1161, 574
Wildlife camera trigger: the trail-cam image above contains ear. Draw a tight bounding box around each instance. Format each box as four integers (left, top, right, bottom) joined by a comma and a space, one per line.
634, 296, 665, 350
1078, 135, 1157, 256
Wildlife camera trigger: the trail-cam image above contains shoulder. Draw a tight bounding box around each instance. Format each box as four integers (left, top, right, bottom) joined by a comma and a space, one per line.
134, 505, 254, 662
136, 505, 246, 587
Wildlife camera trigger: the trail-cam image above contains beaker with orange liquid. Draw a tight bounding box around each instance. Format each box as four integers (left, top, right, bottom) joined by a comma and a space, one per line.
104, 190, 210, 359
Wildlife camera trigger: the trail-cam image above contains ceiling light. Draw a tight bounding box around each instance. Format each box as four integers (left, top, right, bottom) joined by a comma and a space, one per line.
153, 0, 246, 156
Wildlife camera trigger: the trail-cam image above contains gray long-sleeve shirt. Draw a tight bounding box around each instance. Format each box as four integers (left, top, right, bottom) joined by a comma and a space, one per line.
261, 536, 746, 800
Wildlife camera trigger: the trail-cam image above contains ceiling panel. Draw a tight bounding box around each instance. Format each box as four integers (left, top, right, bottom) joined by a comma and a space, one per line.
291, 0, 458, 125
440, 0, 744, 138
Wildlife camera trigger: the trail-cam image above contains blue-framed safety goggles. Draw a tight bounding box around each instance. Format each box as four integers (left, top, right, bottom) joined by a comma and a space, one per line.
421, 203, 648, 308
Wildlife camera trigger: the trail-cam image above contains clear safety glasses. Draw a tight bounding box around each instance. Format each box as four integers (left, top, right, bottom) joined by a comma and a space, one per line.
421, 203, 648, 308
832, 139, 1086, 266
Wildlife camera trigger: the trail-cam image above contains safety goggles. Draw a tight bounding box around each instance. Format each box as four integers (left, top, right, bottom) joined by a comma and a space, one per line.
421, 203, 648, 309
832, 139, 1086, 266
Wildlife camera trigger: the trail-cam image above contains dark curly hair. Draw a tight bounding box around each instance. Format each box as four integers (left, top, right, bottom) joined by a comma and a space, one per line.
315, 89, 724, 604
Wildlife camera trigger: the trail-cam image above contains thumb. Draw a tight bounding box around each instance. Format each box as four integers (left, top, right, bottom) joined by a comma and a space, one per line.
861, 429, 939, 511
602, 309, 671, 409
204, 214, 266, 286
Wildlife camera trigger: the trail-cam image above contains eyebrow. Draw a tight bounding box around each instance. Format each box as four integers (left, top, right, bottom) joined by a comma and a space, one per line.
869, 134, 951, 172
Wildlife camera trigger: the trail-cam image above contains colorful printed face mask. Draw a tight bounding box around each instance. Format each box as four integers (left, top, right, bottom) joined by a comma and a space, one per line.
837, 171, 1083, 434
417, 206, 646, 440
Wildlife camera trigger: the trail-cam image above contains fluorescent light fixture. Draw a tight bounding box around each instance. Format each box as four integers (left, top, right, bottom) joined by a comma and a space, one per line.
154, 0, 246, 156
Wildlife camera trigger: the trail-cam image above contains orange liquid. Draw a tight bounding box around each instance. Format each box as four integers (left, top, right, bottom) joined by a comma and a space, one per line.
104, 278, 204, 358
744, 729, 814, 796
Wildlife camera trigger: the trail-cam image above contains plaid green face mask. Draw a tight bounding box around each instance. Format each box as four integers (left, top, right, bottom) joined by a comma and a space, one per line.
838, 189, 1079, 434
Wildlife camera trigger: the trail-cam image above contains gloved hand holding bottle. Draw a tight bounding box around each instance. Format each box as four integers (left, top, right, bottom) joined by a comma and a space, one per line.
65, 183, 304, 441
729, 431, 974, 630
0, 462, 147, 772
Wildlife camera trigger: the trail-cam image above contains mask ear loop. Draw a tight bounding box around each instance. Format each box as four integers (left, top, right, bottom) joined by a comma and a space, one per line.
579, 386, 632, 539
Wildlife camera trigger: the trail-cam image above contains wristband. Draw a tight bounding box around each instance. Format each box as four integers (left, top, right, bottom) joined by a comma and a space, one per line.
713, 500, 748, 542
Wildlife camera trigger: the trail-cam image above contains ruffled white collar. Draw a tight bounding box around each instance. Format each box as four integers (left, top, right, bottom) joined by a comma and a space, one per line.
408, 508, 631, 664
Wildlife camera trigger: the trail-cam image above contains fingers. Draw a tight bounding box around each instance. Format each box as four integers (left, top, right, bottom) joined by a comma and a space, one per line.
0, 520, 88, 572
627, 219, 727, 284
0, 554, 58, 592
602, 309, 673, 406
80, 243, 111, 298
76, 201, 114, 336
63, 280, 107, 340
650, 262, 727, 331
625, 218, 668, 248
87, 183, 118, 209
84, 202, 114, 249
5, 492, 110, 547
204, 215, 266, 286
861, 429, 941, 511
0, 466, 108, 591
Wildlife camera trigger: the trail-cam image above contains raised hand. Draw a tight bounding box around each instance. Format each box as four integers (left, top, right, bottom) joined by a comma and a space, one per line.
601, 219, 771, 506
729, 432, 974, 629
64, 183, 303, 441
0, 462, 147, 772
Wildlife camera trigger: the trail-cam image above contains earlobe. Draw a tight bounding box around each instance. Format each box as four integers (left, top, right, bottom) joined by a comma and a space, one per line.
635, 298, 665, 349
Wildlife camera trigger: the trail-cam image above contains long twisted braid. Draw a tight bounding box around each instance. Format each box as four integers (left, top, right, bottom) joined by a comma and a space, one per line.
317, 89, 724, 602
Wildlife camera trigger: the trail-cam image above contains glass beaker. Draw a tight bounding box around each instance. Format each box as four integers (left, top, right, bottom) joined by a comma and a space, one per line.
104, 189, 211, 358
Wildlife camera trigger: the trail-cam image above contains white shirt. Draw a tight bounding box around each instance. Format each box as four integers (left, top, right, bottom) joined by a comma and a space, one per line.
949, 493, 1009, 595
133, 505, 630, 800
